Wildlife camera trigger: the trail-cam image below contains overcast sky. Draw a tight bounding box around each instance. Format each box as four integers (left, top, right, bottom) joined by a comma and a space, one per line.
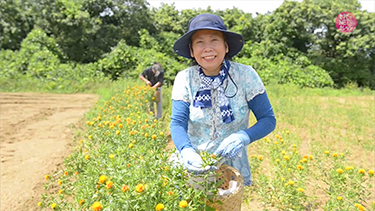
147, 0, 375, 15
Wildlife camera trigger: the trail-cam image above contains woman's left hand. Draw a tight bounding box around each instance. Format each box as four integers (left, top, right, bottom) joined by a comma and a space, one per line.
213, 131, 250, 159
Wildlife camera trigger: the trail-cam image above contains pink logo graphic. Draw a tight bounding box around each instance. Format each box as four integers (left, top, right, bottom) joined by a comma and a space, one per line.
335, 12, 357, 33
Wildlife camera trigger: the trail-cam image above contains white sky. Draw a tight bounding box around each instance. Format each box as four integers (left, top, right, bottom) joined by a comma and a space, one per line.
147, 0, 375, 15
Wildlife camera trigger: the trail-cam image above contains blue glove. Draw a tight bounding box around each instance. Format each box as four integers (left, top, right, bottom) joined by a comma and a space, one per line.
213, 130, 250, 159
180, 148, 215, 174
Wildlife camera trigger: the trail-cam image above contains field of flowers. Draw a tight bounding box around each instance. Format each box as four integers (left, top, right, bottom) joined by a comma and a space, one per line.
38, 83, 375, 211
38, 84, 221, 211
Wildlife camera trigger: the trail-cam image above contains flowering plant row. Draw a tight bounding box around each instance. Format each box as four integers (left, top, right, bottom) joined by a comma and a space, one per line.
38, 84, 221, 211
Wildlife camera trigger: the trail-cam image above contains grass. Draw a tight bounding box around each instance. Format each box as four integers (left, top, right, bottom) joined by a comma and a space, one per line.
2, 77, 374, 210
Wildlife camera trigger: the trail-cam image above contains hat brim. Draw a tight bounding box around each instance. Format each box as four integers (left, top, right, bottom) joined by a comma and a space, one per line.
173, 27, 244, 59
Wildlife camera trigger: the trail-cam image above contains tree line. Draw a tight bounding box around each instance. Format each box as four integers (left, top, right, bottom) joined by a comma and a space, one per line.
1, 0, 374, 89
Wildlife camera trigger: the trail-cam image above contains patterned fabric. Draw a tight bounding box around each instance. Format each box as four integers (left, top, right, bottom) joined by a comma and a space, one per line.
193, 60, 234, 123
171, 61, 266, 186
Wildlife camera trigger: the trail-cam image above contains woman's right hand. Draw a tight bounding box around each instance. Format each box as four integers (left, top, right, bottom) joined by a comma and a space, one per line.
180, 148, 215, 174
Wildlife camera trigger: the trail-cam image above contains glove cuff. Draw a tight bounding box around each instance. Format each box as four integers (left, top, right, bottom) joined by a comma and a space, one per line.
238, 130, 251, 146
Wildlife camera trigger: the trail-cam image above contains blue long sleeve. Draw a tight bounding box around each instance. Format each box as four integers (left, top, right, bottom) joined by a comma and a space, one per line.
170, 92, 276, 152
244, 91, 276, 143
170, 100, 192, 152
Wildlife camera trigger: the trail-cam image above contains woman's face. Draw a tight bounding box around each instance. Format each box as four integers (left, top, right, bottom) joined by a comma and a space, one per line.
190, 30, 228, 76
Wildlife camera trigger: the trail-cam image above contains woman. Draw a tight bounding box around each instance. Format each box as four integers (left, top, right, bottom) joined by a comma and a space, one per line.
170, 13, 276, 186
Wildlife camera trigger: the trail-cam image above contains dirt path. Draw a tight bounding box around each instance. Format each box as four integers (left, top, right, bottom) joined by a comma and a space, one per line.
0, 92, 99, 211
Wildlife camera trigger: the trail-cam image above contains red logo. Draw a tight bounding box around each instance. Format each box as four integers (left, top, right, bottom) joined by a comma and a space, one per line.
335, 12, 357, 33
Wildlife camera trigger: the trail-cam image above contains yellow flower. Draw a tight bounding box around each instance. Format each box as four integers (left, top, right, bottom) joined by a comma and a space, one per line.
91, 201, 102, 211
332, 153, 338, 157
88, 135, 93, 139
324, 150, 329, 155
298, 188, 304, 192
281, 150, 286, 155
129, 143, 134, 148
155, 203, 164, 210
276, 159, 280, 162
58, 189, 63, 194
85, 155, 90, 160
58, 180, 62, 185
288, 180, 294, 185
337, 168, 344, 174
136, 184, 145, 193
285, 130, 290, 134
345, 166, 353, 170
116, 130, 120, 135
51, 203, 57, 209
37, 202, 42, 206
258, 155, 263, 160
284, 156, 289, 160
98, 175, 108, 184
159, 132, 164, 136
152, 134, 157, 139
337, 196, 342, 201
281, 177, 285, 181
45, 175, 49, 180
369, 170, 374, 175
359, 169, 366, 174
106, 181, 113, 189
109, 154, 115, 159
179, 200, 188, 208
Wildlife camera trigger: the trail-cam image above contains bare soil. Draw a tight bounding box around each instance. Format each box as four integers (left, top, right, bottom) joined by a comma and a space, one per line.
0, 92, 99, 211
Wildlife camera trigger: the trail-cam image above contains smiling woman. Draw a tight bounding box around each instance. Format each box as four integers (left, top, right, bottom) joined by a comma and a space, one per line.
169, 13, 276, 190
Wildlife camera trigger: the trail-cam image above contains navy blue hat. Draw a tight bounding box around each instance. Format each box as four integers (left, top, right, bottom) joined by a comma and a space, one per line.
173, 13, 244, 59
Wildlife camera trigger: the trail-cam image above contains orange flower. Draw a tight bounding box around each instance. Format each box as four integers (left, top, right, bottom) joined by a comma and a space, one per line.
45, 175, 50, 180
105, 181, 113, 189
122, 185, 129, 192
258, 155, 263, 160
155, 203, 164, 210
284, 156, 289, 160
152, 135, 157, 139
58, 189, 63, 194
79, 199, 84, 205
359, 169, 365, 174
85, 155, 90, 160
332, 153, 338, 157
127, 163, 130, 168
91, 201, 102, 211
75, 171, 79, 175
64, 171, 68, 176
136, 184, 145, 193
98, 175, 108, 184
179, 200, 188, 208
167, 191, 174, 195
297, 165, 303, 170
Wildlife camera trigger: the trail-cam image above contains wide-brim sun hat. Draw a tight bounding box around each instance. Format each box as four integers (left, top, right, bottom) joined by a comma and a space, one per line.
173, 13, 244, 59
